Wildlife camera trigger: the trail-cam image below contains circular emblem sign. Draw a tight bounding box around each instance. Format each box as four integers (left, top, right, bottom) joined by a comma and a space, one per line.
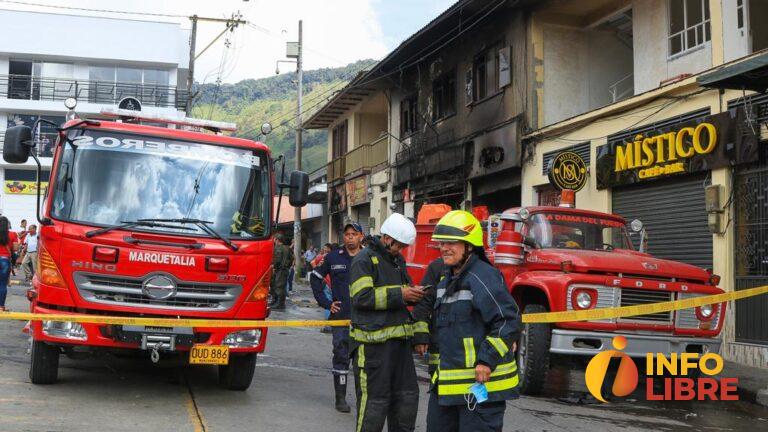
118, 96, 142, 112
547, 151, 587, 191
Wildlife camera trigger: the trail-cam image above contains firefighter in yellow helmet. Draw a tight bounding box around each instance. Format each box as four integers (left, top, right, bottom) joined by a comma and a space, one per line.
424, 210, 521, 432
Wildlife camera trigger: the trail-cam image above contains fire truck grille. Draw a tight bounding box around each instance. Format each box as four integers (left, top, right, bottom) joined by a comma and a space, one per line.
618, 288, 673, 323
73, 273, 242, 311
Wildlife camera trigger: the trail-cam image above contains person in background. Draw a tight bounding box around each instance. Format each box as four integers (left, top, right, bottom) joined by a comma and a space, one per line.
304, 246, 317, 276
286, 240, 296, 295
270, 234, 291, 310
310, 223, 365, 413
18, 219, 27, 244
20, 224, 38, 283
0, 216, 15, 311
313, 243, 334, 334
7, 223, 19, 272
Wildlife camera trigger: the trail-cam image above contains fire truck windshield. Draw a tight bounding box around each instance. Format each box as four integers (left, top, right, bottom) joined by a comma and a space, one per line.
51, 129, 270, 239
527, 212, 633, 251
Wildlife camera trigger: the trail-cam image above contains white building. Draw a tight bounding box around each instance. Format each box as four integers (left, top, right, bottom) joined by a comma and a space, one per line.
0, 9, 190, 227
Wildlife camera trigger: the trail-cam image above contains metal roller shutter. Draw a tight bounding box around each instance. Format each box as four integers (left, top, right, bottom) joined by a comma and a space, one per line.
612, 174, 712, 269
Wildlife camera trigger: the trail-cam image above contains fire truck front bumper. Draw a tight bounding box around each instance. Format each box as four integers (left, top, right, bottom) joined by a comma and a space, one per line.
29, 305, 268, 353
549, 329, 722, 358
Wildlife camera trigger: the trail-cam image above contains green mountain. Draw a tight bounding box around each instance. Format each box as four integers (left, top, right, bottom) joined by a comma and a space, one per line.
192, 59, 375, 175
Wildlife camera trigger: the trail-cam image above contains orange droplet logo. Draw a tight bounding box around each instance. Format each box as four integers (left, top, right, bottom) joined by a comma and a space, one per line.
584, 336, 639, 402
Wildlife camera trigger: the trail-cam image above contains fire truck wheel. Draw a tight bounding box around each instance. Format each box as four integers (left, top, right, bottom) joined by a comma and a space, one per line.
218, 353, 257, 391
517, 304, 551, 396
29, 341, 60, 385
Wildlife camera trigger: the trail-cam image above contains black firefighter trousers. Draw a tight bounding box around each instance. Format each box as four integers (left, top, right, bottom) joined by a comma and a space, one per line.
352, 339, 419, 432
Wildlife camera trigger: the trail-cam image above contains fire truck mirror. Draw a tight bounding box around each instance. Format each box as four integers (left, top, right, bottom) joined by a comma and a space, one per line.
289, 171, 309, 207
522, 235, 537, 249
3, 125, 32, 164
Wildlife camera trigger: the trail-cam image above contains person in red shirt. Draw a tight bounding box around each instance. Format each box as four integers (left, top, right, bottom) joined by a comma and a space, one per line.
0, 216, 17, 311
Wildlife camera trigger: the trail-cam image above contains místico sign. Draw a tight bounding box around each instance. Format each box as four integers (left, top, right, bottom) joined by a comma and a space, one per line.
547, 151, 588, 192
596, 109, 758, 189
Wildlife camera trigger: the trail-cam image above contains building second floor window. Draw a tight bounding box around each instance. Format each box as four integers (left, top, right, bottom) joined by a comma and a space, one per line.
332, 120, 348, 158
400, 95, 418, 137
668, 0, 711, 57
432, 71, 456, 122
467, 45, 511, 104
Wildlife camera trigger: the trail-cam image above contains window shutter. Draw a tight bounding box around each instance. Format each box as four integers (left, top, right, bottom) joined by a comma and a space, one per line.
465, 67, 473, 106
498, 46, 511, 88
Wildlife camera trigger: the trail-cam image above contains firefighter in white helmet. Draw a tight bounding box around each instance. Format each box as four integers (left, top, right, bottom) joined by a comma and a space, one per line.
349, 213, 427, 432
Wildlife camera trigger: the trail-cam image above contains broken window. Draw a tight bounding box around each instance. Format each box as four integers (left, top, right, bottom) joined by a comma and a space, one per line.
432, 71, 456, 121
400, 95, 418, 137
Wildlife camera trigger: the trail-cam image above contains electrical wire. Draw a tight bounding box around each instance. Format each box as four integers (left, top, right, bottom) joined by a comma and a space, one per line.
266, 0, 507, 135
0, 0, 186, 18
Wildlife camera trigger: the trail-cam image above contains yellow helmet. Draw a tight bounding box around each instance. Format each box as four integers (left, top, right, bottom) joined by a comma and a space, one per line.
431, 210, 484, 247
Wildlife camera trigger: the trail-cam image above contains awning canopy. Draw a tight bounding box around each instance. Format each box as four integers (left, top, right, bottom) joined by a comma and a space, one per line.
698, 50, 768, 93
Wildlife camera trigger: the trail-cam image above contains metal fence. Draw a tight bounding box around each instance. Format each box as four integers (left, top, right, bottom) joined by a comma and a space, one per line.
0, 74, 188, 109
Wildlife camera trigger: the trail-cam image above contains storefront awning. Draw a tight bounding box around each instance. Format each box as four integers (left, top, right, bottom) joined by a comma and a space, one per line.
698, 50, 768, 93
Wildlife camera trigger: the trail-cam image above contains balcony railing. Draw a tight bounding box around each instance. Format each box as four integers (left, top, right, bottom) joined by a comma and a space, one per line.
344, 135, 389, 176
0, 74, 188, 109
0, 131, 54, 158
327, 156, 346, 183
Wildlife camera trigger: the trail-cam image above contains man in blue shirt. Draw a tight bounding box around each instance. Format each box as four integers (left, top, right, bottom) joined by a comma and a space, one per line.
310, 221, 364, 413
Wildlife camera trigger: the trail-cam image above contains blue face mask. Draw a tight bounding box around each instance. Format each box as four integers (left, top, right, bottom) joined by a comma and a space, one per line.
469, 382, 489, 403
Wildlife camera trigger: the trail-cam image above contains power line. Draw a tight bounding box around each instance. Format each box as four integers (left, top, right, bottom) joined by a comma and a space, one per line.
0, 0, 186, 18
267, 0, 506, 136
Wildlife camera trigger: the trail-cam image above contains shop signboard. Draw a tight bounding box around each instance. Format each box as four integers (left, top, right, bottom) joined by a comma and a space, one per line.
596, 108, 758, 189
345, 175, 369, 207
5, 180, 48, 195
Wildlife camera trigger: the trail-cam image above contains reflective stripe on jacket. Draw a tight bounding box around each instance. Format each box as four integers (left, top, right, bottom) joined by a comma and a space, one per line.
432, 253, 522, 406
349, 236, 414, 345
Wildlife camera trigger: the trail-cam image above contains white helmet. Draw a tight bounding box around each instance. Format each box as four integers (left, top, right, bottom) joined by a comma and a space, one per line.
380, 213, 417, 246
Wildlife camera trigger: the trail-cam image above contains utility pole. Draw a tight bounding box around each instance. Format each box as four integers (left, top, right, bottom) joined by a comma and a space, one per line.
293, 20, 303, 282
185, 13, 246, 115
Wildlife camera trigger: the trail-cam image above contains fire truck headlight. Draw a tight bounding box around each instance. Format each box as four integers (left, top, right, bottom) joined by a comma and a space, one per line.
575, 291, 593, 309
696, 304, 715, 321
223, 329, 262, 348
42, 320, 87, 340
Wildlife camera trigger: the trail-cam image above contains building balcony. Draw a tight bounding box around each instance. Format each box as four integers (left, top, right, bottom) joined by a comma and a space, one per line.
327, 156, 346, 184
327, 135, 389, 184
0, 74, 188, 110
345, 135, 388, 178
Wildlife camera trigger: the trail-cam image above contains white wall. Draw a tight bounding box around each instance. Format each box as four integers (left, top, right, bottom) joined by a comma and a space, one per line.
0, 10, 188, 67
633, 0, 713, 93
543, 25, 633, 126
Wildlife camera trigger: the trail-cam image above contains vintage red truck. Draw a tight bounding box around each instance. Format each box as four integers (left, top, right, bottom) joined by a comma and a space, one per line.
404, 192, 725, 395
3, 104, 308, 390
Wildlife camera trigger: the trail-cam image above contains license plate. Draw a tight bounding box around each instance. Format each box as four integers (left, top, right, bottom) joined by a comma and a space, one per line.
189, 345, 229, 365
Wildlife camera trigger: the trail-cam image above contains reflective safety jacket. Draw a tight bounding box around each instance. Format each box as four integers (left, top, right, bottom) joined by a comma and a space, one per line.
431, 253, 521, 406
349, 236, 427, 345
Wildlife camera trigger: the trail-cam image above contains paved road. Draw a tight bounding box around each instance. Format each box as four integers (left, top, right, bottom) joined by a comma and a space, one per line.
0, 283, 766, 431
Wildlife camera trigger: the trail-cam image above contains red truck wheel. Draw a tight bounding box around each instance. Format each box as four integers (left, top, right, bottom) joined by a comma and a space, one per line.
29, 341, 59, 385
218, 353, 257, 391
517, 304, 551, 395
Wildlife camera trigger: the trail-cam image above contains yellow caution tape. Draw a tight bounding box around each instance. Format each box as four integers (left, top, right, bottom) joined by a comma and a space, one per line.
0, 312, 350, 328
0, 285, 765, 328
522, 285, 768, 323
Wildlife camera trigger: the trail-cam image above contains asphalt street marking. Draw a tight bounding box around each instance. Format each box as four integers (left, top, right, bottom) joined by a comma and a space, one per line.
184, 374, 208, 432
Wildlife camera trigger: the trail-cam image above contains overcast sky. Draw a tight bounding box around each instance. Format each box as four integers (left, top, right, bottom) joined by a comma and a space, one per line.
0, 0, 456, 83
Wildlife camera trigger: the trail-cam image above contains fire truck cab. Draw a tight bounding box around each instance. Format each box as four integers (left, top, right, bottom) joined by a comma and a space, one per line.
405, 191, 725, 395
2, 103, 308, 391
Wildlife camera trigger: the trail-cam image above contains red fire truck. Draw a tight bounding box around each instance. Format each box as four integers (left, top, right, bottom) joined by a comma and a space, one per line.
3, 105, 308, 390
404, 191, 725, 395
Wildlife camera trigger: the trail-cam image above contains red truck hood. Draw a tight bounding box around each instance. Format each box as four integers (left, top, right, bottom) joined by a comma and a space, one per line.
528, 248, 709, 282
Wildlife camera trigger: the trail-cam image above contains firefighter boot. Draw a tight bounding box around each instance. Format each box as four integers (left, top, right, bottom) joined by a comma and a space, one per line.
334, 374, 351, 413
273, 295, 286, 310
